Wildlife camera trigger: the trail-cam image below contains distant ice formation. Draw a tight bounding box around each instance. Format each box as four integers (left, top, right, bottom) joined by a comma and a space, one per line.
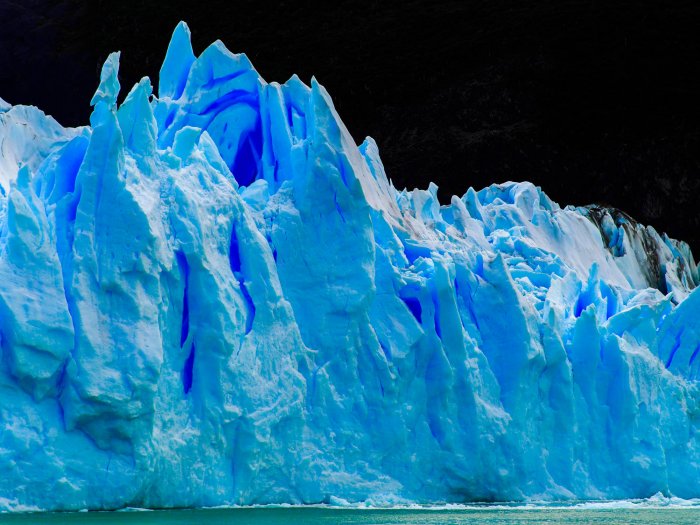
1, 22, 699, 511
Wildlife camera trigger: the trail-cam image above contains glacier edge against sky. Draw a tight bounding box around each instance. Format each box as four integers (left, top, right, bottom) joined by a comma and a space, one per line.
0, 21, 700, 510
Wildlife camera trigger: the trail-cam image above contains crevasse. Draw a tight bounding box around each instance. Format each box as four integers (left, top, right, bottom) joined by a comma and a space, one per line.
0, 22, 699, 511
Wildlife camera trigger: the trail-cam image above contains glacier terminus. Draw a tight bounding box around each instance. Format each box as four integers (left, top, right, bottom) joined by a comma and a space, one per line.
1, 22, 700, 511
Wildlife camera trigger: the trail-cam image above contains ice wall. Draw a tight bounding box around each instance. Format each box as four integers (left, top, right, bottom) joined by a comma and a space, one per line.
0, 22, 699, 511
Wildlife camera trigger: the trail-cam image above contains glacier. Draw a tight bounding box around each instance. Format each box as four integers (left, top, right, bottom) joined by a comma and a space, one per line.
1, 22, 700, 511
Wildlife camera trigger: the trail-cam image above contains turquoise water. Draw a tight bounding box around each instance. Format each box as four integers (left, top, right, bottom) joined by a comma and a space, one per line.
2, 507, 700, 525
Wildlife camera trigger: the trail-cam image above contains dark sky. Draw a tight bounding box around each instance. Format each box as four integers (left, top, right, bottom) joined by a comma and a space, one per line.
2, 1, 700, 252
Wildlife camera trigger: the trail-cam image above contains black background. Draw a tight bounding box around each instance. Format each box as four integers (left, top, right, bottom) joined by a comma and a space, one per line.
2, 1, 700, 252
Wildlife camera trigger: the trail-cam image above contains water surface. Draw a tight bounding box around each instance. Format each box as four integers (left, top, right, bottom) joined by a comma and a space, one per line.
2, 507, 700, 525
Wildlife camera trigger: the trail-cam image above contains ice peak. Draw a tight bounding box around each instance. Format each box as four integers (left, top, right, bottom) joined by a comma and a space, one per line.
159, 21, 196, 100
90, 52, 121, 108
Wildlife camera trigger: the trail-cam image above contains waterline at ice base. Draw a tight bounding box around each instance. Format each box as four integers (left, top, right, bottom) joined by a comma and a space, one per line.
1, 21, 699, 512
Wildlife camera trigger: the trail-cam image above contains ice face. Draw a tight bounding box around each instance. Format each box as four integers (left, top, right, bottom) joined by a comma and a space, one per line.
0, 21, 699, 511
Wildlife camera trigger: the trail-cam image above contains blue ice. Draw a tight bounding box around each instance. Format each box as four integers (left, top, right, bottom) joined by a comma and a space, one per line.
0, 22, 699, 511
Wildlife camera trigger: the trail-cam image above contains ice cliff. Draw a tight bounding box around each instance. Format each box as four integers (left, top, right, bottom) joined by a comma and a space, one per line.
1, 22, 700, 511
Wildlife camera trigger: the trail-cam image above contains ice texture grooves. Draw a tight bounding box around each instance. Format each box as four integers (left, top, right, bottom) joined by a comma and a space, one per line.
1, 22, 700, 511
